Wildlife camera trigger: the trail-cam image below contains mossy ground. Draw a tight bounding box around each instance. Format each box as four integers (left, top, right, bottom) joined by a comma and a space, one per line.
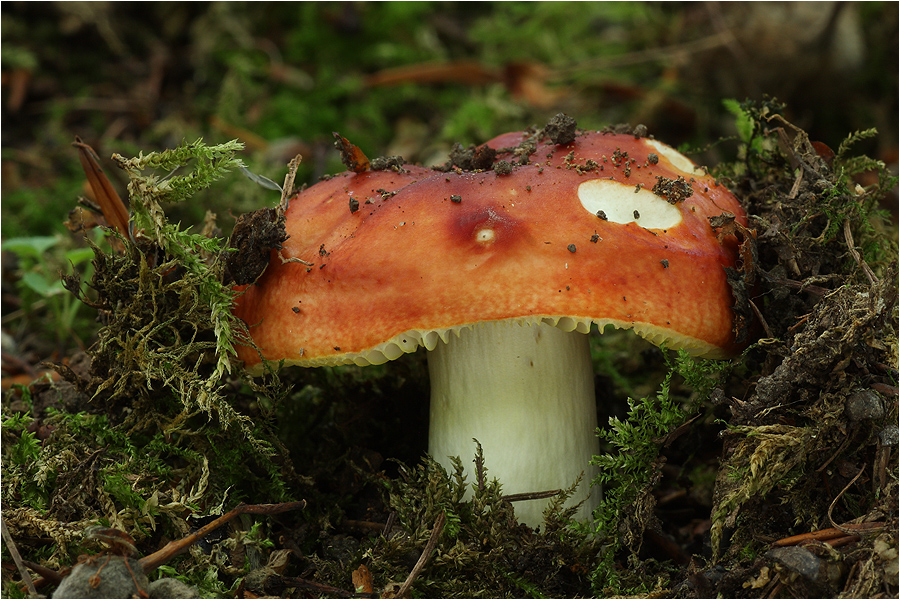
2, 4, 898, 598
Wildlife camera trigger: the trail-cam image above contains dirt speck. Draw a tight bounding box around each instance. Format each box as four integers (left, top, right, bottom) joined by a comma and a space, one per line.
493, 160, 513, 175
543, 113, 577, 145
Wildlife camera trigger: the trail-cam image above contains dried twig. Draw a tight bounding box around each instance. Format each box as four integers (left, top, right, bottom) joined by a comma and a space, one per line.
787, 167, 804, 200
772, 522, 884, 547
843, 219, 878, 285
139, 500, 307, 573
826, 535, 863, 548
382, 511, 397, 538
2, 518, 38, 596
559, 31, 733, 74
815, 435, 852, 474
21, 560, 65, 585
748, 298, 773, 338
391, 512, 446, 598
343, 519, 387, 533
827, 464, 880, 538
760, 271, 832, 296
280, 153, 303, 212
502, 489, 563, 503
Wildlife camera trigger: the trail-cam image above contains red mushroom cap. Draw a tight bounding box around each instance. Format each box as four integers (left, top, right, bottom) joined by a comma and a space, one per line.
233, 130, 748, 372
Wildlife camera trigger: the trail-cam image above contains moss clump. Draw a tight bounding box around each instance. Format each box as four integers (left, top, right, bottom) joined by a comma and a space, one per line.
589, 349, 733, 594
703, 100, 898, 597
353, 444, 598, 598
2, 139, 302, 597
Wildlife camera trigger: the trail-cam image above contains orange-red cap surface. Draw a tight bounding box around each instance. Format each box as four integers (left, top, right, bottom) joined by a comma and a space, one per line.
233, 130, 748, 372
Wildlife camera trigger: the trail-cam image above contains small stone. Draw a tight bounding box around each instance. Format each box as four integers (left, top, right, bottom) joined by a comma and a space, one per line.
845, 389, 884, 421
148, 577, 200, 598
53, 557, 149, 599
879, 423, 898, 446
766, 546, 822, 582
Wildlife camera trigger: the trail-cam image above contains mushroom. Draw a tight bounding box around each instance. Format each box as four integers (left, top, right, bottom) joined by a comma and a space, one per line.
233, 127, 748, 526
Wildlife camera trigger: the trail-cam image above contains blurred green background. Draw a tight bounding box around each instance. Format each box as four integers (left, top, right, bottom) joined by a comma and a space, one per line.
3, 2, 897, 240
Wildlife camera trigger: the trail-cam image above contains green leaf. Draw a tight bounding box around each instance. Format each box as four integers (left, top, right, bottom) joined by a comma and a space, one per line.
239, 166, 282, 193
64, 246, 95, 266
2, 236, 59, 260
20, 271, 64, 297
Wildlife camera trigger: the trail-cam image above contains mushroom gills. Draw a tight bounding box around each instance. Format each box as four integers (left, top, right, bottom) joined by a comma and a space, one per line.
289, 315, 724, 369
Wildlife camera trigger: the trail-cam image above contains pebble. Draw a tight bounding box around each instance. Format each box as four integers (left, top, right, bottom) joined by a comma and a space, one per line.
52, 556, 199, 599
845, 389, 884, 422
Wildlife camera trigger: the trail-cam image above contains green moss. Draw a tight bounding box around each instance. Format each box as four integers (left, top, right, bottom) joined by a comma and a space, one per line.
589, 350, 732, 591
341, 444, 598, 597
2, 411, 52, 510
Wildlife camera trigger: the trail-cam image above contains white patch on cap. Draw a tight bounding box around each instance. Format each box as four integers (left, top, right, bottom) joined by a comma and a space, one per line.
578, 179, 683, 229
475, 228, 495, 244
643, 139, 706, 175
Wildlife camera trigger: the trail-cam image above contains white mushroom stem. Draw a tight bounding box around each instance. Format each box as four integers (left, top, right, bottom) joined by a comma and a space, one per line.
427, 320, 600, 527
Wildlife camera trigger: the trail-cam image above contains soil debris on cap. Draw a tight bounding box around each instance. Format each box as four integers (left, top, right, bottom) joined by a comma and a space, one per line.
448, 143, 497, 171
543, 113, 577, 145
652, 175, 694, 204
370, 155, 407, 172
224, 207, 288, 286
493, 159, 513, 175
